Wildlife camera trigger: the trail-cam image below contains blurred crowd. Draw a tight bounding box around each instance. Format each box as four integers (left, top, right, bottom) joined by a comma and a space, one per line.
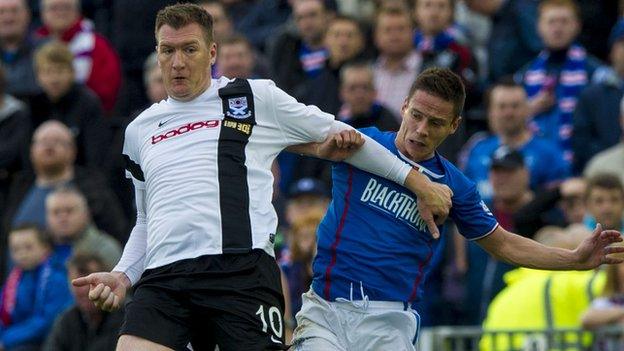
1, 0, 624, 349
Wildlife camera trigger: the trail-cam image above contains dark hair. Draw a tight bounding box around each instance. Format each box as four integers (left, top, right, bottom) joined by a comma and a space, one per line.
328, 14, 363, 35
585, 173, 624, 200
219, 33, 252, 50
339, 60, 374, 86
155, 3, 214, 45
67, 251, 109, 275
484, 76, 525, 110
9, 224, 52, 248
538, 0, 580, 20
407, 67, 466, 117
374, 5, 414, 30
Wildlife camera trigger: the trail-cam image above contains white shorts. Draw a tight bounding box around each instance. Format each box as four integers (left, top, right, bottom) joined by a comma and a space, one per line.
291, 289, 421, 351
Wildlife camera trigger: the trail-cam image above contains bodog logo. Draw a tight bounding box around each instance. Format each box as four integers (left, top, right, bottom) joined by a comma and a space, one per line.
152, 120, 220, 144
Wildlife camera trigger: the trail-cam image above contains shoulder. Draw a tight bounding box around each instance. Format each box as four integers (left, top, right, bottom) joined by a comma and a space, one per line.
441, 157, 478, 195
527, 136, 564, 155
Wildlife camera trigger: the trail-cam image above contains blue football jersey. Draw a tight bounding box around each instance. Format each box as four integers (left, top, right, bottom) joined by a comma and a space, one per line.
312, 127, 498, 304
462, 135, 570, 202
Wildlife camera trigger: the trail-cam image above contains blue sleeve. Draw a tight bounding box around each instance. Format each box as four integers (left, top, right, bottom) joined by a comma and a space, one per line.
2, 271, 72, 348
449, 176, 499, 240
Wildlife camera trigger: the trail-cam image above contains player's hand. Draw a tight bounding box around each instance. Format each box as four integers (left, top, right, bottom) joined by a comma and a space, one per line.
572, 224, 624, 269
417, 182, 453, 239
72, 271, 130, 312
316, 129, 364, 161
405, 170, 453, 239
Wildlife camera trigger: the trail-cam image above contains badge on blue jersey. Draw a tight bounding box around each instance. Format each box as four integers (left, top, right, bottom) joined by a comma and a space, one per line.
226, 96, 251, 119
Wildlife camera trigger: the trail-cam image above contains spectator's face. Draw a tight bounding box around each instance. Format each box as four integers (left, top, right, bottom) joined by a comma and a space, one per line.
30, 122, 75, 175
146, 66, 167, 103
488, 86, 529, 137
293, 0, 327, 46
324, 20, 364, 65
586, 187, 624, 230
340, 68, 376, 115
415, 0, 453, 35
157, 23, 216, 102
397, 90, 459, 161
200, 3, 232, 43
68, 265, 99, 314
538, 5, 579, 51
610, 40, 624, 75
286, 195, 329, 225
0, 0, 30, 42
218, 42, 254, 79
41, 0, 79, 33
46, 193, 90, 242
36, 62, 74, 101
294, 224, 317, 258
9, 230, 48, 271
489, 167, 530, 202
374, 13, 413, 57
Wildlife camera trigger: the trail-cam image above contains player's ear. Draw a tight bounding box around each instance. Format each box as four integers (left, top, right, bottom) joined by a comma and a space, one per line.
450, 116, 462, 134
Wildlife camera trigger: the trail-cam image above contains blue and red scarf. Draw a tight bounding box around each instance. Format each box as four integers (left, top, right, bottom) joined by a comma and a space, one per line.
413, 26, 464, 53
523, 45, 588, 163
0, 258, 52, 326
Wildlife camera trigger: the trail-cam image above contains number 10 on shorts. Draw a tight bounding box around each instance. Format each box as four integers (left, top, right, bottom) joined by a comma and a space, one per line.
256, 305, 283, 344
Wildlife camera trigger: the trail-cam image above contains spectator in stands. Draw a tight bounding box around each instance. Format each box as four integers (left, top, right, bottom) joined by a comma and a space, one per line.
465, 0, 541, 83
413, 0, 478, 103
280, 210, 324, 326
43, 251, 123, 351
2, 121, 127, 266
583, 174, 624, 232
299, 15, 365, 115
143, 52, 167, 105
0, 224, 72, 351
229, 0, 292, 51
111, 0, 178, 116
216, 34, 260, 79
46, 186, 121, 269
198, 0, 233, 44
269, 0, 331, 95
372, 6, 420, 119
30, 41, 111, 169
199, 2, 271, 79
465, 148, 534, 325
0, 64, 31, 214
516, 0, 605, 163
337, 62, 399, 130
462, 78, 569, 203
285, 178, 330, 229
481, 225, 603, 351
584, 96, 624, 186
0, 0, 41, 100
35, 0, 121, 112
575, 20, 624, 173
514, 177, 587, 238
581, 248, 624, 331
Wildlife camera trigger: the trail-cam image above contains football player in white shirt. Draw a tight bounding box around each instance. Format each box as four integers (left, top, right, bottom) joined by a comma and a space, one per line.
73, 4, 453, 351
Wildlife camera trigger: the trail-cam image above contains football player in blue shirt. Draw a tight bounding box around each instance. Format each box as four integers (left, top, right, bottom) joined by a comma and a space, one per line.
291, 68, 624, 351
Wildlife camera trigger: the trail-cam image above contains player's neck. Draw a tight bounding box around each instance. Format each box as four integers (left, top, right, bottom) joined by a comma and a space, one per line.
500, 129, 531, 149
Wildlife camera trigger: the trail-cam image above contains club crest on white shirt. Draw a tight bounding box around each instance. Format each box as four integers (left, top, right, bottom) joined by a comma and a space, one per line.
226, 96, 251, 119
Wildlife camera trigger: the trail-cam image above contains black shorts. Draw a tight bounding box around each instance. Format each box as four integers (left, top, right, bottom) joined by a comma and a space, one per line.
120, 249, 287, 351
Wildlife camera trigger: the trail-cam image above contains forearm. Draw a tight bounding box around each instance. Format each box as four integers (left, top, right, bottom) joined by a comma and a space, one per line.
112, 219, 146, 286
482, 228, 580, 270
582, 307, 624, 329
112, 183, 147, 286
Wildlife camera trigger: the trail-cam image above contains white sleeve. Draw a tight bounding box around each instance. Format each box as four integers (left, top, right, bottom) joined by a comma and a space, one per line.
112, 180, 147, 285
266, 81, 334, 145
330, 120, 412, 185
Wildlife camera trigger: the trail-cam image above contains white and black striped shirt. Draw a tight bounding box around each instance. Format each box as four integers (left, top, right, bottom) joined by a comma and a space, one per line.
122, 77, 334, 270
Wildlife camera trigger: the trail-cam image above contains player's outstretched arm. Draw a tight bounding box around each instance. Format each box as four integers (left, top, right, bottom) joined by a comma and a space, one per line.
72, 182, 148, 312
477, 224, 624, 270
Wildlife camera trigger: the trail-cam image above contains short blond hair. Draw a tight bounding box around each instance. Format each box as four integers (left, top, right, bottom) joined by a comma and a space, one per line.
34, 41, 74, 71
